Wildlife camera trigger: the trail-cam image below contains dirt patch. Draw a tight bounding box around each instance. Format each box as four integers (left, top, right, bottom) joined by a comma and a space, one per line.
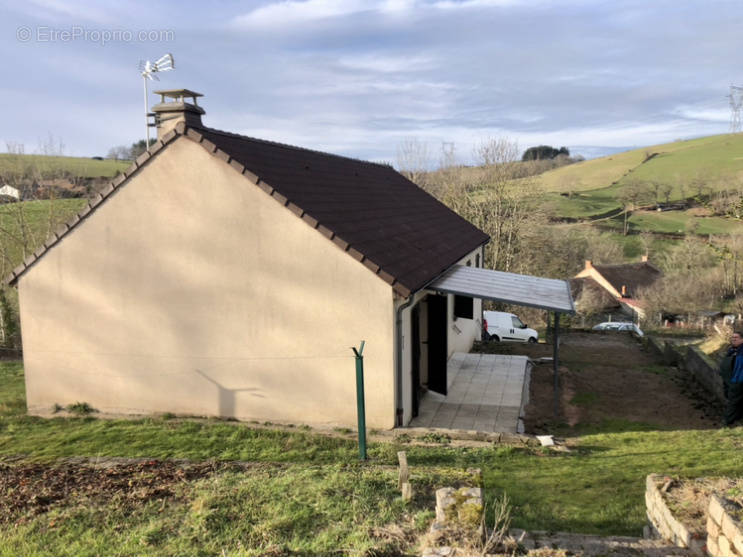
0, 458, 258, 526
521, 332, 721, 435
662, 477, 743, 535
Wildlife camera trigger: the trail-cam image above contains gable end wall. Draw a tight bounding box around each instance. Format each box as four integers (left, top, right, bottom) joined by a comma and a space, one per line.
18, 137, 396, 428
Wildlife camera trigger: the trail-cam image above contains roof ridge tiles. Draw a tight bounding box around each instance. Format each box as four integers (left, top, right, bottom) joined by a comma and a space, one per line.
191, 125, 393, 171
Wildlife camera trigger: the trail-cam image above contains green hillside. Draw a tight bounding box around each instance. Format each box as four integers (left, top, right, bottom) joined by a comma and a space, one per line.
0, 199, 87, 278
536, 133, 743, 194
0, 153, 130, 180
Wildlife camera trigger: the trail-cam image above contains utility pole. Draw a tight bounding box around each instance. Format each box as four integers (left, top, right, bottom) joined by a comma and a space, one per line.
728, 85, 743, 133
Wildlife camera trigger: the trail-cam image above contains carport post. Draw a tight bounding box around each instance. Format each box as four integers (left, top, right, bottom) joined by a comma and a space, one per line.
553, 313, 560, 417
352, 341, 367, 461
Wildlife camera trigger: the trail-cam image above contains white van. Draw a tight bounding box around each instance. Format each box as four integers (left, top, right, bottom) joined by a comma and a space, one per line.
483, 311, 539, 343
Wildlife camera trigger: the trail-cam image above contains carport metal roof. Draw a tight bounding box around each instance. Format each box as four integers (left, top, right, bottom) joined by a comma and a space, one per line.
426, 264, 575, 314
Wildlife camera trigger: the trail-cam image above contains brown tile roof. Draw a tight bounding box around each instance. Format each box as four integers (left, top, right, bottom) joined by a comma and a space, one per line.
6, 124, 489, 296
591, 262, 662, 298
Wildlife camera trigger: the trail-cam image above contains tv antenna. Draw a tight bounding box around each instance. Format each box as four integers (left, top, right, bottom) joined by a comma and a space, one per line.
728, 84, 743, 133
139, 53, 175, 148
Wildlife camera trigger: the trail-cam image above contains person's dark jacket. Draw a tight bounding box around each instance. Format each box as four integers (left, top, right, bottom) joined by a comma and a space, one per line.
720, 345, 743, 385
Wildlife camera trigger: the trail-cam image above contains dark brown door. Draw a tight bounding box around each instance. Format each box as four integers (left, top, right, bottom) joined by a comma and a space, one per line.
427, 294, 448, 395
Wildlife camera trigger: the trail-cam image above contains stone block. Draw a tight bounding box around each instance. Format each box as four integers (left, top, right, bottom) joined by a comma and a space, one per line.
719, 534, 732, 556
668, 516, 691, 546
460, 487, 482, 500
435, 487, 456, 523
722, 510, 739, 540
709, 495, 726, 526
708, 535, 720, 557
646, 474, 661, 493
708, 516, 721, 539
734, 533, 743, 557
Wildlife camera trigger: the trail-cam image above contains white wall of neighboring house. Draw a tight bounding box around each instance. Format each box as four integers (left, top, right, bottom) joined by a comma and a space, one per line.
0, 185, 20, 200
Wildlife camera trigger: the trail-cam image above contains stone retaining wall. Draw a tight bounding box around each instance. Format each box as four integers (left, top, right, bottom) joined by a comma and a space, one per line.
645, 474, 705, 555
707, 494, 743, 557
646, 474, 743, 557
646, 337, 725, 404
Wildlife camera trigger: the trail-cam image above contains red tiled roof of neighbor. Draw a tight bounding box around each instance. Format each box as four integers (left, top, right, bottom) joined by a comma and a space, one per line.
6, 124, 489, 296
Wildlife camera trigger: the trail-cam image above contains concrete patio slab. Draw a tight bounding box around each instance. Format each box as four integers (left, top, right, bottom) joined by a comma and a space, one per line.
409, 352, 531, 433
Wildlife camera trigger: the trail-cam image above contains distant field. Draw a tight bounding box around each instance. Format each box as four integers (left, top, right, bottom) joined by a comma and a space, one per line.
0, 198, 87, 277
0, 153, 130, 179
535, 149, 648, 193
615, 135, 743, 195
626, 209, 743, 236
543, 190, 621, 219
535, 134, 743, 194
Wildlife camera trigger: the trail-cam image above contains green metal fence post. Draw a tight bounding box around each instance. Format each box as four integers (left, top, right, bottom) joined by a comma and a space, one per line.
352, 340, 367, 461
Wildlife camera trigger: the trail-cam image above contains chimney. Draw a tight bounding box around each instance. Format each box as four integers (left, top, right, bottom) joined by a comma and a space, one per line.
152, 89, 205, 140
641, 255, 648, 262
585, 259, 593, 269
621, 285, 627, 296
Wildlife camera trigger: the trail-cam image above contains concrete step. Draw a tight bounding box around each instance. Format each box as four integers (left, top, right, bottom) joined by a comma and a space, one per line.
510, 529, 694, 557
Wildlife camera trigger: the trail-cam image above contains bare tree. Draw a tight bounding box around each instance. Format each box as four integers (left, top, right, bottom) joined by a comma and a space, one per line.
618, 180, 651, 235
438, 138, 544, 273
395, 138, 431, 188
660, 183, 673, 205
107, 145, 131, 160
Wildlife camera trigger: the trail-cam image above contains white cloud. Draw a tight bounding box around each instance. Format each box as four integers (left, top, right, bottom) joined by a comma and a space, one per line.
432, 0, 533, 9
231, 0, 373, 29
336, 53, 436, 73
22, 0, 117, 24
672, 104, 729, 123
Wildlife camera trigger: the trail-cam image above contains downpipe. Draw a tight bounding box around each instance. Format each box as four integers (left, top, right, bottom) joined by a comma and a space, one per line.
394, 294, 415, 427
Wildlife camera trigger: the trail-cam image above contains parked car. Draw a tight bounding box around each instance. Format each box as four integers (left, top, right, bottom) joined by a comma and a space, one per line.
483, 311, 539, 343
592, 321, 644, 336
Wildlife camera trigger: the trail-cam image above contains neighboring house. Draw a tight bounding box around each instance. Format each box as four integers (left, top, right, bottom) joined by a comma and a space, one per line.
0, 184, 20, 201
6, 89, 490, 429
572, 257, 662, 319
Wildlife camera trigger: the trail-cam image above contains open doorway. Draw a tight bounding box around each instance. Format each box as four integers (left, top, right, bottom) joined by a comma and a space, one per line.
426, 294, 448, 395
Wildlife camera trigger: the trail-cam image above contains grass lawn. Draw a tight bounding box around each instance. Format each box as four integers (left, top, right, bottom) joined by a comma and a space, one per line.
1, 361, 743, 554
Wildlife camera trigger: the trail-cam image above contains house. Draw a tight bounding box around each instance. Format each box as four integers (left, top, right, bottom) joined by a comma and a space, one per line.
7, 89, 493, 429
0, 184, 20, 202
572, 256, 662, 319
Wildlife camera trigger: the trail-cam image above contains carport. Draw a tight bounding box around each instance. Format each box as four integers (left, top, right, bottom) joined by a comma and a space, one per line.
426, 264, 575, 418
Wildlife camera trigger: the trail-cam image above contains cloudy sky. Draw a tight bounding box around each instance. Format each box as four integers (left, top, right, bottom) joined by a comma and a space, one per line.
1, 0, 742, 164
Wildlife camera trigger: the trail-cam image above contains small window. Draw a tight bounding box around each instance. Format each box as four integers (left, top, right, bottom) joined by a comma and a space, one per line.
511, 316, 525, 329
466, 260, 471, 267
454, 295, 474, 319
475, 254, 480, 267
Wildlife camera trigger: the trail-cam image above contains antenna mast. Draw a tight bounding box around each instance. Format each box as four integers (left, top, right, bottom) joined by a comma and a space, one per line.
140, 53, 175, 148
729, 85, 743, 133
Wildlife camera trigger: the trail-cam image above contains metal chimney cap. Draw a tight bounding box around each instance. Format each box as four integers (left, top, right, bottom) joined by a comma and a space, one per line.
153, 89, 204, 105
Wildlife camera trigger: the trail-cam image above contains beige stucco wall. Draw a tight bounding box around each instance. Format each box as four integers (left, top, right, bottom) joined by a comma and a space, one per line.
447, 248, 484, 361
18, 136, 397, 428
397, 246, 484, 425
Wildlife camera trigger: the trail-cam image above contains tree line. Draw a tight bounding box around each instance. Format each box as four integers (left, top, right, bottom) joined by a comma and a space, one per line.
396, 137, 743, 327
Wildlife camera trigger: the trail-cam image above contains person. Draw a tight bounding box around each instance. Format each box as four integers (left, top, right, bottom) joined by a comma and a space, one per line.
720, 331, 743, 426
